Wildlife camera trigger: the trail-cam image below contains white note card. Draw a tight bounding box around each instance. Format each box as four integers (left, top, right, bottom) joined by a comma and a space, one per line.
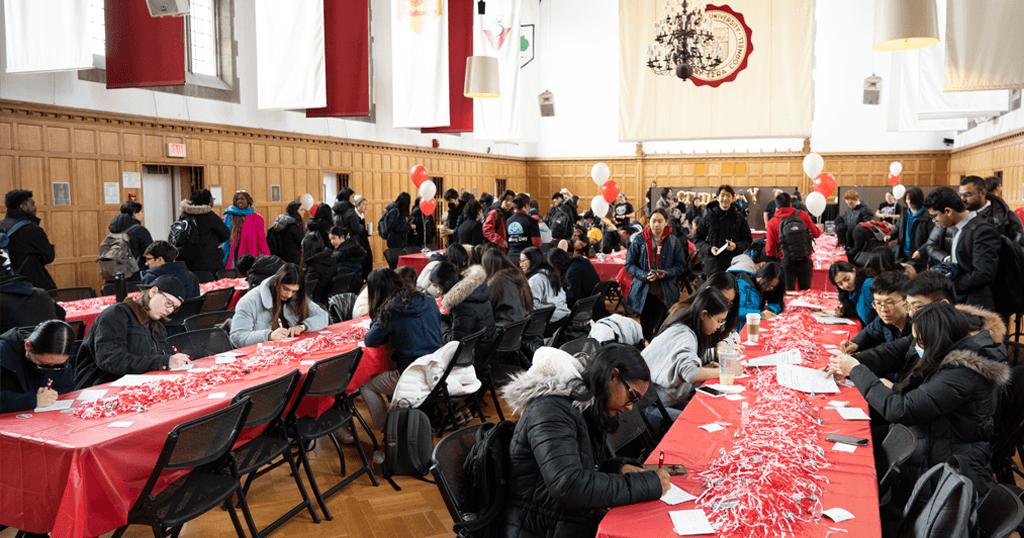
706, 384, 744, 394
170, 362, 193, 371
699, 423, 724, 433
353, 319, 372, 329
34, 399, 74, 412
832, 442, 857, 453
77, 389, 108, 402
215, 356, 236, 364
110, 374, 181, 387
207, 392, 227, 399
670, 510, 716, 536
825, 400, 848, 408
661, 484, 698, 505
744, 350, 802, 367
109, 421, 134, 428
776, 364, 841, 393
835, 407, 871, 420
300, 360, 315, 366
822, 507, 855, 523
725, 394, 746, 401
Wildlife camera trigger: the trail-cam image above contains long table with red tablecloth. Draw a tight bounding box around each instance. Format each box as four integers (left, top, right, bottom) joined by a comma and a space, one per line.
598, 294, 877, 538
0, 316, 387, 538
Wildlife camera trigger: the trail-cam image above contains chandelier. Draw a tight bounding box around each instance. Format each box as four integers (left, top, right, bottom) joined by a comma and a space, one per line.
646, 0, 724, 80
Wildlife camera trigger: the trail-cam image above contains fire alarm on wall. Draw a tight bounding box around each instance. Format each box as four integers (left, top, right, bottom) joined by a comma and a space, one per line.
432, 139, 440, 149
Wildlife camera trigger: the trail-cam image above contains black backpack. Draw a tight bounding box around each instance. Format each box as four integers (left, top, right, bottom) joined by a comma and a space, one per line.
993, 235, 1024, 318
378, 207, 395, 241
897, 456, 978, 538
0, 220, 31, 275
779, 212, 814, 260
168, 217, 198, 252
382, 403, 435, 491
265, 225, 281, 257
550, 208, 574, 241
456, 421, 515, 538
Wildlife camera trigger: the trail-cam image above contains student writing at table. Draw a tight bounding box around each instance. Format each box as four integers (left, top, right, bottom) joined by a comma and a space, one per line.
838, 271, 912, 355
1, 320, 76, 413
230, 263, 328, 348
74, 275, 192, 389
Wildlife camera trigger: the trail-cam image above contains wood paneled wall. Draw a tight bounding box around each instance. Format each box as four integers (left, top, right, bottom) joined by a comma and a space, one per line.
0, 100, 526, 290
950, 128, 1024, 209
527, 149, 951, 212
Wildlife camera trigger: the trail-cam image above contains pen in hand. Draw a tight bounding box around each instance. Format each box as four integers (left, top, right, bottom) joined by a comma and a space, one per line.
659, 450, 664, 470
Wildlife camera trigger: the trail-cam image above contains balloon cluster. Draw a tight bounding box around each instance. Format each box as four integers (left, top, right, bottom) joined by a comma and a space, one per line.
888, 162, 905, 200
410, 165, 437, 214
801, 154, 829, 218
589, 163, 619, 218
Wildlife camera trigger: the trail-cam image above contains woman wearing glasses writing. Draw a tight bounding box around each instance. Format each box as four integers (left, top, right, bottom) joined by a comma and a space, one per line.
1, 320, 77, 413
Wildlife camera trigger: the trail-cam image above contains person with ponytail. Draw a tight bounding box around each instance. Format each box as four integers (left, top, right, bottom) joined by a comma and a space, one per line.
230, 263, 328, 348
1, 320, 77, 413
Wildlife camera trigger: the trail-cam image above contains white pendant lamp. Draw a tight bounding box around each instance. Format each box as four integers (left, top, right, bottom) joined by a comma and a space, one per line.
873, 0, 940, 51
464, 56, 500, 98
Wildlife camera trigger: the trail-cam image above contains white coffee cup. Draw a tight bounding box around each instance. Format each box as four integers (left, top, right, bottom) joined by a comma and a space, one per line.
746, 313, 761, 344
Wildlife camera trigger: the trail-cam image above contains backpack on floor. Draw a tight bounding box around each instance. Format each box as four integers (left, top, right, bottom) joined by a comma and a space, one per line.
896, 456, 978, 538
779, 212, 814, 260
456, 421, 515, 538
382, 402, 434, 491
96, 224, 140, 281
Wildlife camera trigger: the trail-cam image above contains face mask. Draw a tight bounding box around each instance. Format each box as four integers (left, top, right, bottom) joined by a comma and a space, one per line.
915, 346, 925, 358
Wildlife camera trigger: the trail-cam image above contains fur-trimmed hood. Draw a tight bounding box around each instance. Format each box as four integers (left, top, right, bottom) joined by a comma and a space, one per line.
501, 347, 587, 414
179, 200, 213, 215
941, 348, 1011, 386
272, 214, 300, 232
956, 303, 1006, 343
441, 265, 487, 311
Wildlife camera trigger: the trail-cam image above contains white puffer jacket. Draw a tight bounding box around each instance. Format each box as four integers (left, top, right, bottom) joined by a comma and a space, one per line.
389, 341, 481, 410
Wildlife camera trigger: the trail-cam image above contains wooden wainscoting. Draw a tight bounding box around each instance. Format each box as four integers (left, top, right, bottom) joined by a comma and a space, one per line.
951, 127, 1024, 209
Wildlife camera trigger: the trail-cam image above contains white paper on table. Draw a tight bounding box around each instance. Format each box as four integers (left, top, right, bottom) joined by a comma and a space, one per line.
318, 330, 332, 334
669, 509, 716, 535
277, 337, 298, 342
776, 364, 841, 393
788, 299, 824, 309
827, 349, 843, 355
169, 362, 193, 371
216, 351, 242, 358
706, 384, 744, 394
835, 407, 871, 420
110, 374, 181, 387
832, 330, 851, 334
816, 316, 857, 325
661, 484, 698, 505
215, 356, 236, 364
832, 442, 857, 453
825, 400, 848, 408
207, 392, 227, 399
822, 507, 855, 523
34, 399, 74, 412
744, 349, 802, 367
725, 394, 746, 401
353, 319, 372, 329
108, 421, 134, 428
699, 423, 724, 433
823, 344, 838, 349
76, 389, 108, 402
300, 360, 315, 366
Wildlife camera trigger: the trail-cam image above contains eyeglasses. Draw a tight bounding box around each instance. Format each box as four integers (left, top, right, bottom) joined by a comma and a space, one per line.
621, 378, 642, 404
958, 191, 978, 199
871, 300, 905, 311
32, 360, 69, 373
158, 293, 178, 311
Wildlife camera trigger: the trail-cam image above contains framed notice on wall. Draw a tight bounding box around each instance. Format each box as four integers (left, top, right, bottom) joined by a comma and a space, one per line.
52, 182, 71, 206
271, 185, 281, 202
104, 182, 120, 205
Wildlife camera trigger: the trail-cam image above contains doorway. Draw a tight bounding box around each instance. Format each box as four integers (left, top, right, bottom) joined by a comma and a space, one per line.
142, 165, 174, 241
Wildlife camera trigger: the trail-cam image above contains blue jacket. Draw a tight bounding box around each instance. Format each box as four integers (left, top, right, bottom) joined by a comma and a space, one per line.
363, 292, 443, 372
140, 261, 201, 299
624, 230, 689, 313
852, 316, 912, 352
1, 328, 75, 413
730, 270, 783, 330
848, 278, 877, 326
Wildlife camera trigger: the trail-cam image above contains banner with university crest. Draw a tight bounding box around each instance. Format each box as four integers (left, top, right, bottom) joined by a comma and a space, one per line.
392, 0, 450, 128
473, 0, 523, 141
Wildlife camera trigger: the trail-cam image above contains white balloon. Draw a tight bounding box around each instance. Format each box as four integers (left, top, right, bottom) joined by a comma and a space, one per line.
591, 162, 610, 187
890, 162, 903, 176
300, 193, 315, 211
418, 180, 437, 201
805, 192, 827, 217
590, 196, 609, 218
893, 184, 906, 200
802, 153, 824, 179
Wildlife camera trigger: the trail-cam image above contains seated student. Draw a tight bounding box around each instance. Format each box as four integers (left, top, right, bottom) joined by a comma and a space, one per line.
0, 272, 65, 334
500, 345, 669, 538
828, 302, 1008, 507
828, 261, 877, 326
140, 241, 201, 299
75, 275, 192, 389
1, 320, 76, 413
727, 255, 785, 328
483, 249, 533, 328
230, 263, 328, 348
840, 271, 912, 354
847, 220, 895, 266
416, 243, 470, 298
328, 226, 367, 293
546, 247, 608, 319
235, 253, 257, 277
520, 247, 570, 331
642, 288, 736, 408
429, 262, 497, 358
664, 272, 739, 336
361, 268, 444, 433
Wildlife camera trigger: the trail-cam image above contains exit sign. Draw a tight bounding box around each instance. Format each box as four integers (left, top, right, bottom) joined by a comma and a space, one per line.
167, 143, 186, 158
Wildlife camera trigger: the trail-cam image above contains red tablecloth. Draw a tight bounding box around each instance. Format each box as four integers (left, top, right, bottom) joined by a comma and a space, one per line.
598, 300, 877, 538
61, 279, 249, 332
0, 317, 386, 538
397, 250, 442, 275
751, 230, 766, 240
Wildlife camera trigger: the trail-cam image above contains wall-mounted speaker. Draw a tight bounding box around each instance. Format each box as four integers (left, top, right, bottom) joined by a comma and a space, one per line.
539, 91, 555, 117
863, 75, 882, 105
146, 0, 189, 17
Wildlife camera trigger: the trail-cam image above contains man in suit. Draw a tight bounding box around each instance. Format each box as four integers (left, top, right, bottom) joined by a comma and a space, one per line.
923, 187, 1000, 311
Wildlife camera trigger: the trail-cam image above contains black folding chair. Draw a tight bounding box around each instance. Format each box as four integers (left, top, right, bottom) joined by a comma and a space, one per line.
218, 268, 239, 279
200, 287, 235, 312
162, 296, 207, 331
976, 483, 1024, 538
480, 317, 531, 421
167, 328, 234, 359
560, 337, 601, 358
429, 424, 484, 525
383, 248, 405, 270
109, 398, 253, 538
328, 293, 357, 324
404, 246, 422, 255
421, 329, 487, 436
589, 280, 613, 319
548, 294, 600, 347
48, 286, 98, 302
284, 348, 378, 520
230, 371, 321, 537
183, 310, 234, 332
67, 320, 86, 340
101, 281, 140, 296
326, 272, 356, 297
193, 271, 217, 283
521, 306, 556, 341
878, 424, 917, 507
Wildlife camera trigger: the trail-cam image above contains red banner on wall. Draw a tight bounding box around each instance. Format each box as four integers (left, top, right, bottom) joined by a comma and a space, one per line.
307, 0, 371, 118
423, 0, 473, 133
104, 0, 185, 89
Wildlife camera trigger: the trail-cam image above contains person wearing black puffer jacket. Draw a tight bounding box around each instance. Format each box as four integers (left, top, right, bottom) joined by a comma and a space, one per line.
177, 189, 231, 277
332, 188, 365, 238
499, 344, 667, 538
302, 203, 334, 258
693, 186, 752, 276
108, 201, 153, 280
267, 201, 305, 264
431, 263, 497, 359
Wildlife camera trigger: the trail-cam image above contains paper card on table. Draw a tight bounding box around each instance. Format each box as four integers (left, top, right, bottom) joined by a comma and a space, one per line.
670, 509, 715, 535
110, 374, 181, 387
840, 379, 857, 388
353, 319, 372, 329
109, 421, 134, 428
319, 330, 332, 334
788, 299, 824, 309
725, 394, 746, 401
76, 389, 107, 402
34, 399, 74, 412
816, 316, 857, 325
215, 356, 236, 364
825, 400, 848, 408
822, 508, 855, 523
699, 423, 724, 433
661, 484, 698, 505
835, 407, 871, 420
827, 349, 843, 355
169, 362, 193, 371
300, 360, 315, 366
832, 330, 850, 334
823, 344, 838, 349
706, 384, 744, 394
776, 364, 841, 393
832, 442, 857, 453
207, 392, 227, 399
744, 350, 802, 367
216, 351, 242, 358
277, 337, 298, 342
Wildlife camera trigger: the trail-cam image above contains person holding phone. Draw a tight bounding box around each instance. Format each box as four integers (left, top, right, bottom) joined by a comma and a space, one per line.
624, 208, 690, 342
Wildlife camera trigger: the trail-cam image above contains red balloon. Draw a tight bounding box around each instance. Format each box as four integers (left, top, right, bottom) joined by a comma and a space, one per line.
601, 181, 620, 203
887, 173, 900, 187
410, 165, 429, 187
419, 198, 437, 215
813, 173, 836, 196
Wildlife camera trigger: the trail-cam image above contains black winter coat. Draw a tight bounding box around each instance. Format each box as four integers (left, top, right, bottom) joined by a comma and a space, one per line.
440, 266, 497, 359
1, 328, 75, 413
0, 273, 64, 334
246, 255, 285, 288
487, 268, 532, 328
456, 219, 484, 246
949, 216, 1000, 311
693, 201, 752, 275
977, 194, 1024, 245
383, 202, 412, 249
108, 213, 154, 271
892, 207, 934, 268
332, 200, 366, 237
409, 207, 436, 247
307, 204, 334, 253
267, 215, 304, 264
75, 298, 174, 389
834, 202, 874, 247
177, 202, 230, 275
0, 209, 56, 290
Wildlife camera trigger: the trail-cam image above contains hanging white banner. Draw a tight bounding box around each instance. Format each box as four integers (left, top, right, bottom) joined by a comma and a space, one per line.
473, 0, 523, 141
944, 0, 1024, 92
4, 0, 92, 73
392, 0, 450, 128
255, 0, 327, 110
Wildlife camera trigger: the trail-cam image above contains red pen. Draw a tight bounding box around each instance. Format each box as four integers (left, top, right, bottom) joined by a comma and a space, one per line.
659, 450, 664, 470
46, 378, 53, 390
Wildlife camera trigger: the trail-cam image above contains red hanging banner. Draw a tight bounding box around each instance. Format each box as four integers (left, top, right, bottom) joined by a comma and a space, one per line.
104, 0, 185, 89
307, 0, 371, 118
423, 0, 473, 133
